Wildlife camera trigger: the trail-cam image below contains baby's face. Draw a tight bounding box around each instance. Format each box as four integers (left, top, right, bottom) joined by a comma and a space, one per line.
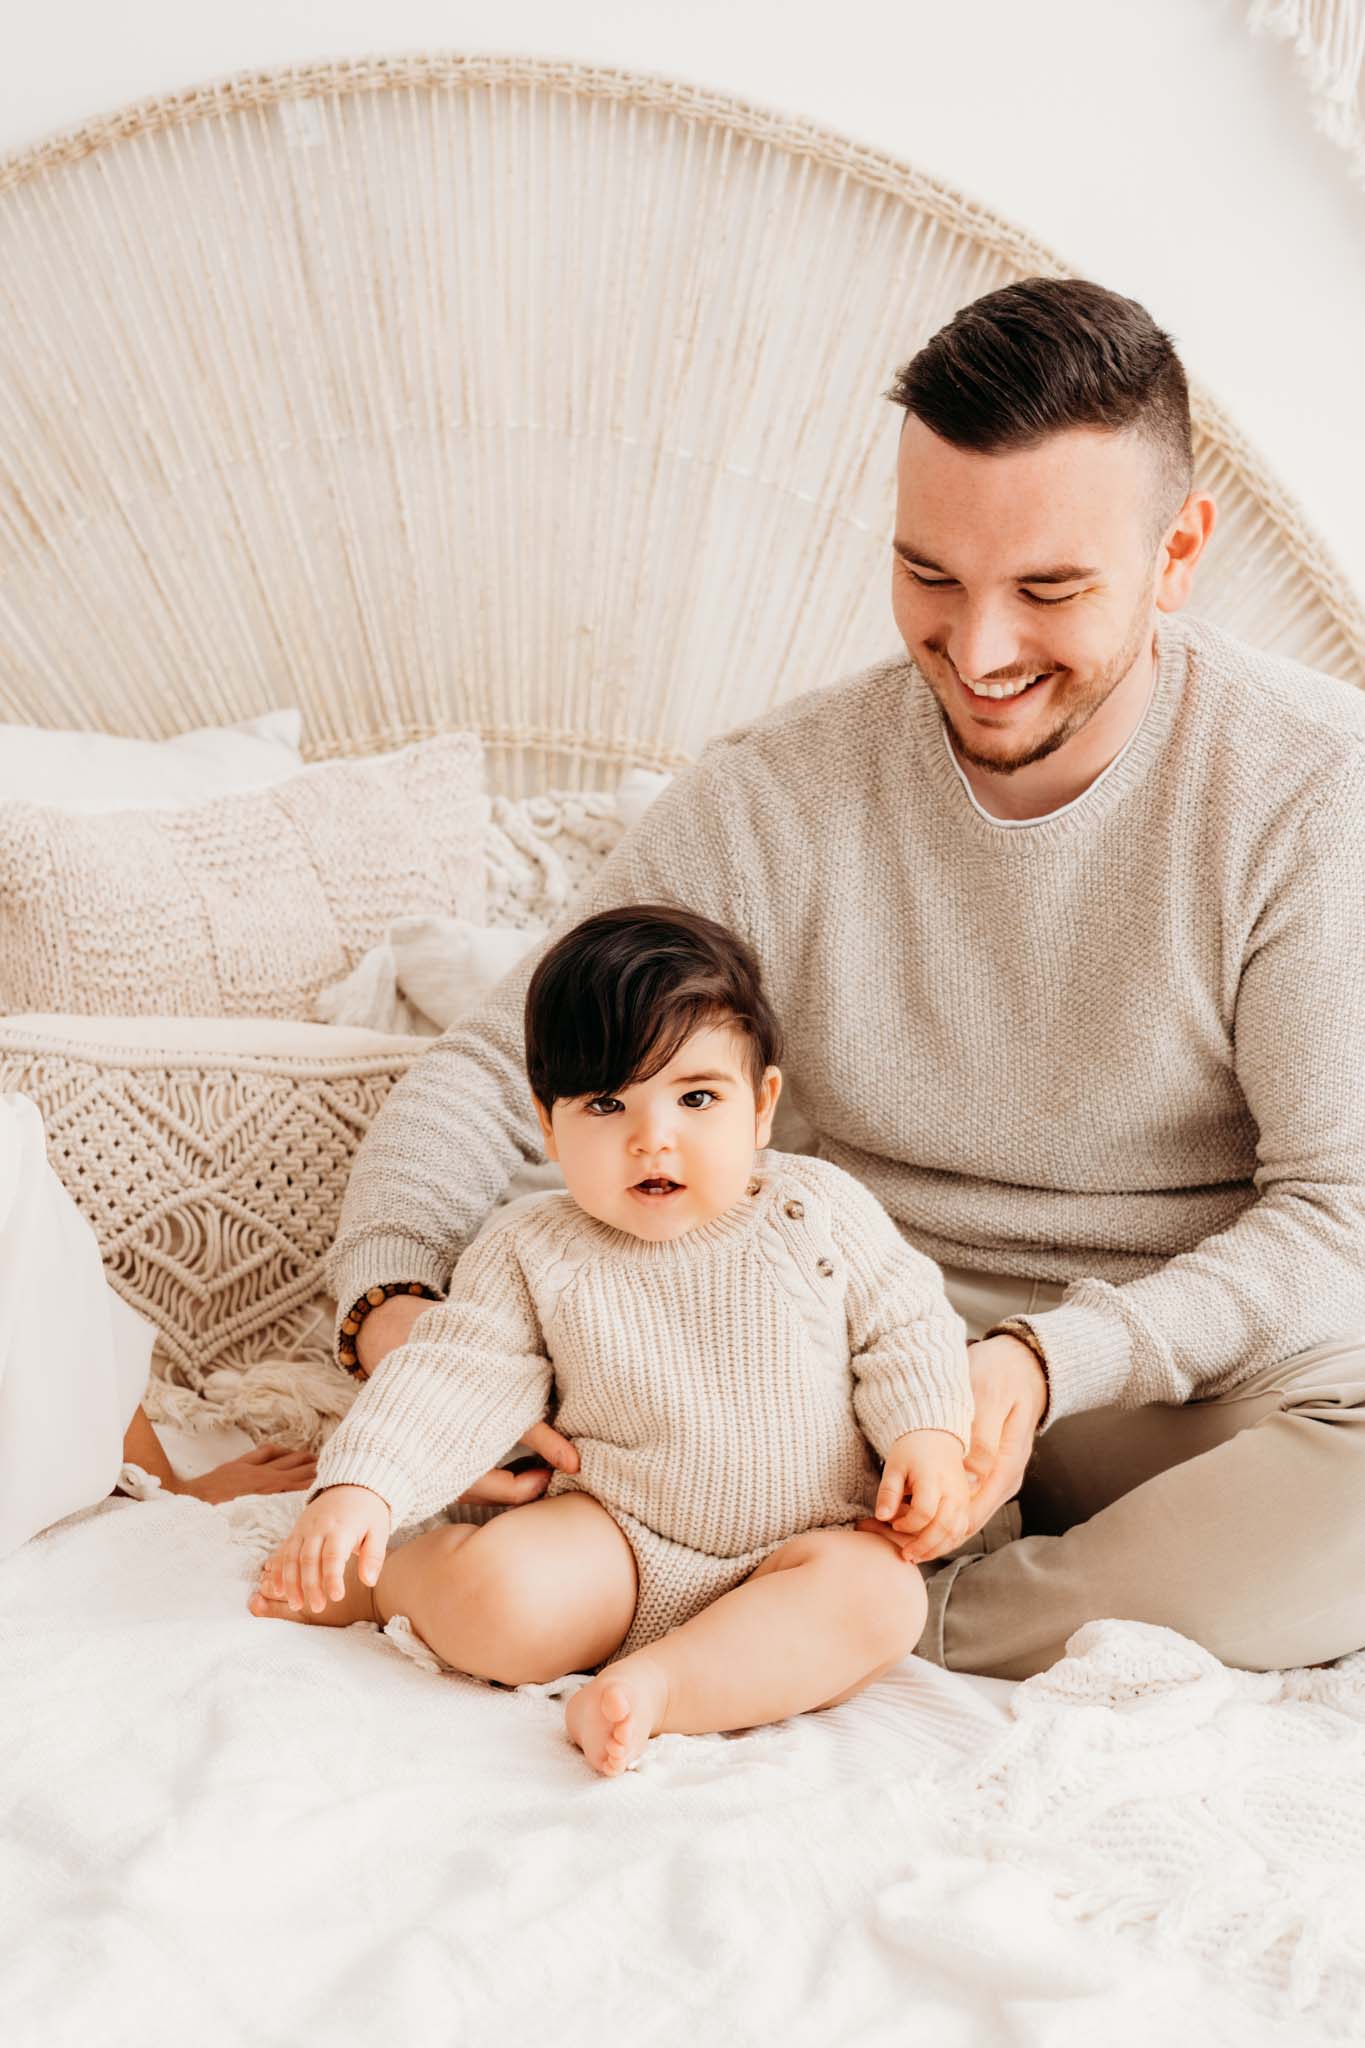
534, 1021, 782, 1241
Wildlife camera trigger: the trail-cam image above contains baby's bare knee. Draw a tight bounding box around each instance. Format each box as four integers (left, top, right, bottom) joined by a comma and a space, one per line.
822, 1534, 927, 1663
446, 1528, 562, 1684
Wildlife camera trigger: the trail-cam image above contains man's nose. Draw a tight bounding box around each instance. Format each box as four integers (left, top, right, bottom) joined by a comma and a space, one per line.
947, 601, 1020, 685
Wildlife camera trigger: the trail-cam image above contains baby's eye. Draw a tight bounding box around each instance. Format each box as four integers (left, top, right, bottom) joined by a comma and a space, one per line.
680, 1090, 717, 1110
585, 1097, 622, 1116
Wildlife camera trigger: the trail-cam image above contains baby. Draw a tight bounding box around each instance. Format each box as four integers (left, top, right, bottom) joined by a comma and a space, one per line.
251, 905, 975, 1773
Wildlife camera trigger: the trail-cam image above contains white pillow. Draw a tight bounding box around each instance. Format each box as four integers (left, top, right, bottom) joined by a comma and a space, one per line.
317, 917, 545, 1038
0, 709, 304, 812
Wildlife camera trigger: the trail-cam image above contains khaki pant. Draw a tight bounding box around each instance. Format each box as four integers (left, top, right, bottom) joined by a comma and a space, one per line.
915, 1264, 1365, 1680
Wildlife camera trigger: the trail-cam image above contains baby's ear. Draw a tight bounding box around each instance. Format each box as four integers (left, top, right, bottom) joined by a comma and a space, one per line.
755, 1065, 783, 1143
532, 1095, 559, 1161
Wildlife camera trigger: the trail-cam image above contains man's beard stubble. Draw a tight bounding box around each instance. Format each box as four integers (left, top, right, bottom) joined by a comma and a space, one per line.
928, 598, 1154, 779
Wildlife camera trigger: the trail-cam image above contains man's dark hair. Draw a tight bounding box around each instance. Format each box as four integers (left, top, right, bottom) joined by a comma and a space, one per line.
887, 276, 1193, 521
524, 904, 783, 1111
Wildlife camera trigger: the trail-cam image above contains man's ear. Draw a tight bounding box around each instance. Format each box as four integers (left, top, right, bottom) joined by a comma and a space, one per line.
1155, 490, 1217, 613
754, 1066, 783, 1147
533, 1096, 559, 1161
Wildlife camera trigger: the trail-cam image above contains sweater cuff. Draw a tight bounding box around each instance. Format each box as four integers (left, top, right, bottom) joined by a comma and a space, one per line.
860, 1384, 974, 1457
310, 1437, 425, 1530
1020, 1297, 1134, 1429
327, 1231, 452, 1359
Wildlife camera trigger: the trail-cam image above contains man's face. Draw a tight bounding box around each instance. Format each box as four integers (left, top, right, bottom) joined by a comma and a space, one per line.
891, 418, 1170, 776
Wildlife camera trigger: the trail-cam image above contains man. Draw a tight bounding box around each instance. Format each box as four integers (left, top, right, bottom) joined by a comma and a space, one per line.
325, 277, 1365, 1681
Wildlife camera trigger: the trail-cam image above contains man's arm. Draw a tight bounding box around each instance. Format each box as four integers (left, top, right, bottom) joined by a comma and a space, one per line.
325, 752, 754, 1348
1024, 761, 1365, 1429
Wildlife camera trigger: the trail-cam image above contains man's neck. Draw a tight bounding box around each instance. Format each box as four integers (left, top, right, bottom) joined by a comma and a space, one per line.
952, 631, 1159, 822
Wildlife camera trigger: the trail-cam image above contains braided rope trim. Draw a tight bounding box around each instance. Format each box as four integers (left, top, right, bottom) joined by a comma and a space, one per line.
0, 49, 1359, 669
0, 1028, 421, 1079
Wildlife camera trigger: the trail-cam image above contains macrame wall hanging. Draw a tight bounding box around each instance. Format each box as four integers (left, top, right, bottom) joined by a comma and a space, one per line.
1250, 0, 1365, 183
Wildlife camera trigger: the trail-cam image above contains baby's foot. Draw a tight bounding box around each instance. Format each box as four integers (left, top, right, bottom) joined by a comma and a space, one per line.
248, 1553, 379, 1629
565, 1656, 669, 1776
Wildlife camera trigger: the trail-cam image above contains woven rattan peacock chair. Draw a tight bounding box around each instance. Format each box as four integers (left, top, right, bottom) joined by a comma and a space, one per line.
1, 52, 1361, 798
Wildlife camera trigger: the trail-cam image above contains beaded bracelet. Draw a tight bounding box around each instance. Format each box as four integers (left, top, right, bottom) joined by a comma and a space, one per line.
339, 1280, 442, 1378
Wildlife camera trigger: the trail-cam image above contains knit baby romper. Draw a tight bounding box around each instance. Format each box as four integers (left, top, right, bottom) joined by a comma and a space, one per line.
315, 1148, 974, 1660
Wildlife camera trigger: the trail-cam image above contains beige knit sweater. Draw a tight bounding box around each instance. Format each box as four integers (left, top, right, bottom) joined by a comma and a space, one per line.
328, 613, 1365, 1429
316, 1153, 973, 1618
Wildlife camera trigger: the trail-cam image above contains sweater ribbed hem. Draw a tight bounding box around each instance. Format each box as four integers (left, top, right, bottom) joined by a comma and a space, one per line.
307, 1441, 419, 1527
859, 1385, 974, 1457
327, 1231, 452, 1360
1022, 1299, 1134, 1428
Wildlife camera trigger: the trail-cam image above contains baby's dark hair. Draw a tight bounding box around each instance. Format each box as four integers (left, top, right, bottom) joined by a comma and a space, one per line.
524, 904, 783, 1111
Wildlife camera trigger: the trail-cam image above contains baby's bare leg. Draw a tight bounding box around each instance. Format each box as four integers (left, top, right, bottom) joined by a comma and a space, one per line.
255, 1492, 637, 1684
378, 1493, 637, 1681
565, 1527, 927, 1774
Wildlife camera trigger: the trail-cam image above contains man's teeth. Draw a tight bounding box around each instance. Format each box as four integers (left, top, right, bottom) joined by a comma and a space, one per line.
965, 673, 1045, 699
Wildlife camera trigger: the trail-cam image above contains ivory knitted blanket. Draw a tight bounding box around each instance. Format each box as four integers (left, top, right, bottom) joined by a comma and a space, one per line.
2, 1476, 1360, 2045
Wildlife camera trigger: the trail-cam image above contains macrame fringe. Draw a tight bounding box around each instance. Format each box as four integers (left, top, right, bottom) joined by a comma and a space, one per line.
143, 1315, 355, 1453
1250, 0, 1365, 180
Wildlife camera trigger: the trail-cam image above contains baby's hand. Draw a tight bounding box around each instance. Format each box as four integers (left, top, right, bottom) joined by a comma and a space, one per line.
256, 1485, 392, 1615
868, 1430, 972, 1564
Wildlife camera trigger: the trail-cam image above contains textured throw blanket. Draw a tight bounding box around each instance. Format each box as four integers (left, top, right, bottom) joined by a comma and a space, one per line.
2, 1484, 1360, 2044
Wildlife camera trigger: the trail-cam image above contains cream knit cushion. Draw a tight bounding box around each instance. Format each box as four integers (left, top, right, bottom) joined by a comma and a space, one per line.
0, 1014, 421, 1392
317, 767, 676, 1035
483, 768, 673, 927
0, 733, 487, 1019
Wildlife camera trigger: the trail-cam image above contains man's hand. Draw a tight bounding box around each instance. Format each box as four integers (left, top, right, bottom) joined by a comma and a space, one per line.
960, 1333, 1048, 1535
352, 1292, 580, 1506
457, 1421, 580, 1505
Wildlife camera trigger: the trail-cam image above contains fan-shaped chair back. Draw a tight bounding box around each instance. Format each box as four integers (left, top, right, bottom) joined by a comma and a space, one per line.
2, 55, 1361, 792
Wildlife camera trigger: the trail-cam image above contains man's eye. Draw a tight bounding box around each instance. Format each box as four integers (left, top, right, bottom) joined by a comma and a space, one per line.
1021, 590, 1077, 607
907, 571, 954, 589
681, 1090, 717, 1109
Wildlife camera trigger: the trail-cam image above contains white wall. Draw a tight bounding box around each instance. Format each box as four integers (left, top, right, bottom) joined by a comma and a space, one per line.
4, 0, 1363, 603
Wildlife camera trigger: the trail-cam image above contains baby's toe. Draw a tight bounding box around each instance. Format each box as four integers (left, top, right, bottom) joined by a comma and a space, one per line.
248, 1589, 292, 1619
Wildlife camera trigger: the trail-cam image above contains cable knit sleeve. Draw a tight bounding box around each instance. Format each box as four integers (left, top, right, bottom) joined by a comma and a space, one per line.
312, 1211, 553, 1529
810, 1161, 974, 1455
1024, 757, 1365, 1427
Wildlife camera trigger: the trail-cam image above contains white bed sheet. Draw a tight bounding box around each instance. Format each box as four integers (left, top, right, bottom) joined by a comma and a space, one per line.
3, 1445, 1360, 2048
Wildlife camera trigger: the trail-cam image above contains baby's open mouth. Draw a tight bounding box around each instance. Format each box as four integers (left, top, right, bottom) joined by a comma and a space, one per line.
631, 1177, 683, 1198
